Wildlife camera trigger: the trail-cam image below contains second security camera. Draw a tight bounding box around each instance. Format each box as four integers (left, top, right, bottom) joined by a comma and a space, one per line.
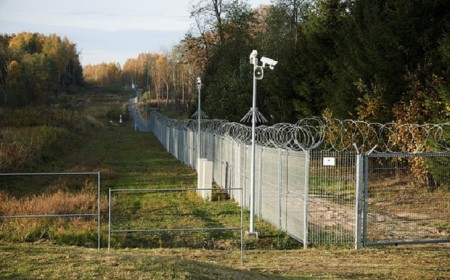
260, 57, 278, 70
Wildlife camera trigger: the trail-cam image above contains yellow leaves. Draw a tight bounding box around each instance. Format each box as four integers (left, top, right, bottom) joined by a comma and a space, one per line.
355, 79, 386, 122
83, 63, 121, 85
7, 60, 20, 78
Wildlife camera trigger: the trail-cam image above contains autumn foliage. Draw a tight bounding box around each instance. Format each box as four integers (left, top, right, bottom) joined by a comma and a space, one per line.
0, 32, 83, 107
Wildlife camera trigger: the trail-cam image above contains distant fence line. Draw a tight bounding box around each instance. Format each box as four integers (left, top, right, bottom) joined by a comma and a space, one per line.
131, 100, 353, 246
129, 99, 450, 247
140, 107, 313, 245
130, 100, 450, 154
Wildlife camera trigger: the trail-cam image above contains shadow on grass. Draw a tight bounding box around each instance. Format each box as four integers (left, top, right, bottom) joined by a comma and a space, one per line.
0, 243, 308, 280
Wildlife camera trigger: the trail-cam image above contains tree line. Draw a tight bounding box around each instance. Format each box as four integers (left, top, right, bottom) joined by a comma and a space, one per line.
191, 0, 450, 124
4, 1, 448, 125
0, 32, 83, 107
83, 51, 199, 106
85, 0, 450, 124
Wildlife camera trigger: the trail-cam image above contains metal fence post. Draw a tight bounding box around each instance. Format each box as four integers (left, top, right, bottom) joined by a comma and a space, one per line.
240, 181, 244, 267
98, 171, 101, 251
363, 155, 369, 245
108, 188, 111, 252
303, 150, 310, 249
244, 145, 248, 208
278, 149, 282, 228
355, 154, 363, 249
258, 146, 263, 218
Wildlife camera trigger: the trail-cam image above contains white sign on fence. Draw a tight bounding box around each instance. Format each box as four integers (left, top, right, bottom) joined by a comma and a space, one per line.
323, 157, 336, 166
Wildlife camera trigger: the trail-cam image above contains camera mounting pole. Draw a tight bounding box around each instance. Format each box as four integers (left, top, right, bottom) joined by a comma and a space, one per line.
241, 50, 277, 235
191, 77, 208, 167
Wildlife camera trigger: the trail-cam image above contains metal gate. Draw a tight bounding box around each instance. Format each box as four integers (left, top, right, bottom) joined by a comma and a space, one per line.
108, 187, 244, 264
361, 152, 450, 246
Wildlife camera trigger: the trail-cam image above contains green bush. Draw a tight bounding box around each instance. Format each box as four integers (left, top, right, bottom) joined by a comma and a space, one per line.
426, 126, 450, 191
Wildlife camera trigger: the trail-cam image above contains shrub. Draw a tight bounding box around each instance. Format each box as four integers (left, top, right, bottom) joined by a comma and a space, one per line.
0, 126, 71, 171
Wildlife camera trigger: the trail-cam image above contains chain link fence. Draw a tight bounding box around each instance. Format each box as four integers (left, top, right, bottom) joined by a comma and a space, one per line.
130, 101, 353, 246
363, 153, 450, 246
309, 151, 357, 245
129, 99, 450, 247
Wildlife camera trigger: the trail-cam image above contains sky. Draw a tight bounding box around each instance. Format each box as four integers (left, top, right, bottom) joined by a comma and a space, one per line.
0, 0, 271, 66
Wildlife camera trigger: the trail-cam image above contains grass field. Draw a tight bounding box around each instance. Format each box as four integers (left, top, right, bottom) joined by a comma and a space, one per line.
0, 94, 300, 249
1, 93, 449, 279
0, 242, 449, 279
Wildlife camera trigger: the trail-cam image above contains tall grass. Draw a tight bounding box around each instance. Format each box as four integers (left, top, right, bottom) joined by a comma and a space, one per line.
0, 100, 129, 172
0, 107, 83, 129
0, 183, 97, 215
0, 98, 126, 246
0, 180, 107, 246
0, 94, 303, 249
0, 107, 83, 172
0, 126, 71, 171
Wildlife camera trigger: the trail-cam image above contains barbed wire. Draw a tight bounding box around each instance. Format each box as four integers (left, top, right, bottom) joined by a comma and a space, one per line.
147, 110, 450, 153
321, 119, 450, 153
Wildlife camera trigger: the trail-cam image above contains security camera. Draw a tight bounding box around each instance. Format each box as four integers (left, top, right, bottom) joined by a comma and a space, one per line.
260, 56, 278, 70
254, 66, 264, 80
196, 77, 202, 89
249, 50, 258, 65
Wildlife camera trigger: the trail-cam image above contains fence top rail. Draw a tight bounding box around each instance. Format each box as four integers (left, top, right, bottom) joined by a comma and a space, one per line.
367, 152, 450, 158
111, 227, 242, 233
110, 187, 243, 193
0, 213, 98, 219
0, 172, 100, 176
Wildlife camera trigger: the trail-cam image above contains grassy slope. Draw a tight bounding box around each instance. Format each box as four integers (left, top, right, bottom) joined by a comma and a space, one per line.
1, 97, 449, 279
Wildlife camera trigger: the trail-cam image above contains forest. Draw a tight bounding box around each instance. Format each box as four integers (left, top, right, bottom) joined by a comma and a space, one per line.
85, 0, 450, 125
0, 32, 83, 106
1, 0, 450, 125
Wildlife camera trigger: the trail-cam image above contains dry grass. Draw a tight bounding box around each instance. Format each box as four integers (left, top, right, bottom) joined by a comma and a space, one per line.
370, 178, 450, 221
0, 188, 96, 216
0, 181, 106, 244
0, 242, 449, 279
367, 178, 450, 242
0, 126, 71, 171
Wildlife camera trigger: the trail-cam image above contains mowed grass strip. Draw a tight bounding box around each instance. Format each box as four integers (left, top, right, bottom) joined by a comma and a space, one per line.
0, 123, 199, 245
0, 242, 449, 279
59, 123, 299, 250
54, 124, 197, 189
1, 107, 300, 248
68, 125, 244, 249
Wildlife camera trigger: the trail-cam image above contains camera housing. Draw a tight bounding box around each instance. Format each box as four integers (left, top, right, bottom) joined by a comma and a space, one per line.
196, 77, 202, 89
249, 50, 258, 65
254, 66, 264, 80
260, 57, 278, 70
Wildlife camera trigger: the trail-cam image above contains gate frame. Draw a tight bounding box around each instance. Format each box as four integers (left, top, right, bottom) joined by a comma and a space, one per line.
359, 152, 450, 247
108, 187, 244, 265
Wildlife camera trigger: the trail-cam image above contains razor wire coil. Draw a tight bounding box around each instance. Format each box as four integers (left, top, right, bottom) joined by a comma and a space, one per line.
145, 109, 450, 153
